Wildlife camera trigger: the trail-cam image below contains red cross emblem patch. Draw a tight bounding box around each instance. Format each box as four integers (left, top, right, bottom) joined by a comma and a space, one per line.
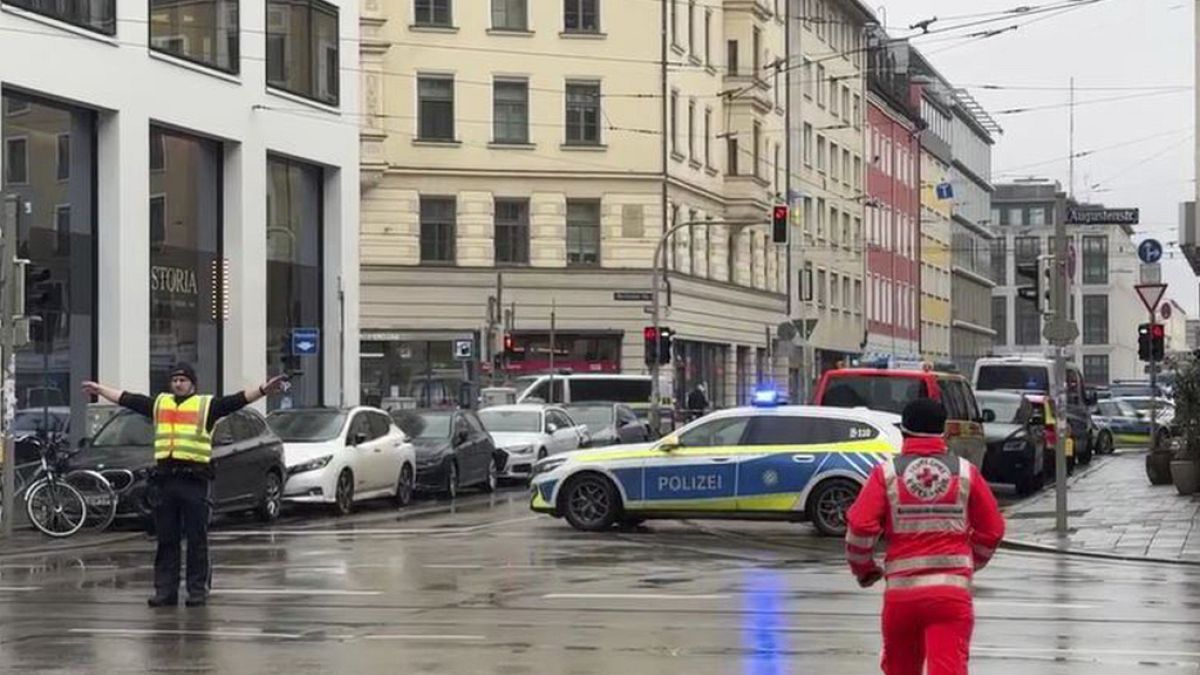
902, 457, 952, 501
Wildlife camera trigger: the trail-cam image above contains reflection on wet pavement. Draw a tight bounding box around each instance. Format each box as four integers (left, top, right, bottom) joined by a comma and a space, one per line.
2, 487, 1199, 674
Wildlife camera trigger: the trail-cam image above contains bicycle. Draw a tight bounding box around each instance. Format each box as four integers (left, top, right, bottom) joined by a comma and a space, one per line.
0, 436, 118, 538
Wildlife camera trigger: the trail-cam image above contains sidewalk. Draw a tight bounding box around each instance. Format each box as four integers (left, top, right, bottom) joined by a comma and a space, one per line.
1003, 449, 1200, 562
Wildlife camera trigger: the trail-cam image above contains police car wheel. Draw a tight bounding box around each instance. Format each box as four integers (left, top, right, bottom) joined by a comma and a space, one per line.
1097, 431, 1113, 456
562, 474, 620, 532
807, 478, 860, 537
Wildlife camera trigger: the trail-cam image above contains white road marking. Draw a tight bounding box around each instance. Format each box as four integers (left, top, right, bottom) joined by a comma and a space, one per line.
976, 645, 1200, 658
69, 628, 303, 640
423, 564, 484, 569
976, 600, 1097, 610
212, 588, 382, 596
364, 634, 487, 642
0, 586, 40, 592
542, 593, 730, 601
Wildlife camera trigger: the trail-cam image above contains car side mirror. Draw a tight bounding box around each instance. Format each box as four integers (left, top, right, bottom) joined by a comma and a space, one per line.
77, 437, 90, 449
546, 423, 559, 434
454, 430, 469, 445
982, 409, 996, 423
352, 432, 369, 446
657, 434, 680, 452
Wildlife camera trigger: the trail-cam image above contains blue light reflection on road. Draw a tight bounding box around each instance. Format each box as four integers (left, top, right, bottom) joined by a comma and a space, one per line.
741, 568, 785, 675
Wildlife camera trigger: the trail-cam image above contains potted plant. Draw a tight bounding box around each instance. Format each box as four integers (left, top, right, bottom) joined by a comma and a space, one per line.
1168, 356, 1200, 495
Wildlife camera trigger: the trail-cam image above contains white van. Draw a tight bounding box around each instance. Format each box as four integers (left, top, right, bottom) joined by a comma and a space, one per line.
972, 356, 1096, 464
516, 374, 653, 407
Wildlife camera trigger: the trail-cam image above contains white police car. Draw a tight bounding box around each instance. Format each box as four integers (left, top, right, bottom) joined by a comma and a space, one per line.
529, 395, 903, 536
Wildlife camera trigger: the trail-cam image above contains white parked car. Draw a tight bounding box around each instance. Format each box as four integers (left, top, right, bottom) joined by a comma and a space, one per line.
267, 406, 417, 515
477, 404, 587, 480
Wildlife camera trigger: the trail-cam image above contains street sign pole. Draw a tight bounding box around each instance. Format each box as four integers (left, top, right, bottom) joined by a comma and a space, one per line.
1052, 212, 1069, 538
1150, 307, 1159, 454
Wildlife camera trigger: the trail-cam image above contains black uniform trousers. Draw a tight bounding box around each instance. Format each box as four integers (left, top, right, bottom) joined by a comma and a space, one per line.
152, 472, 212, 599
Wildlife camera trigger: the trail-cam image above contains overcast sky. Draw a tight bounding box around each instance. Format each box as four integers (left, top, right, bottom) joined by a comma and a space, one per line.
882, 0, 1195, 313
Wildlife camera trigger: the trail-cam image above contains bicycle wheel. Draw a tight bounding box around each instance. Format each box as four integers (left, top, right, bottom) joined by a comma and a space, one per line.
25, 480, 87, 538
64, 470, 118, 532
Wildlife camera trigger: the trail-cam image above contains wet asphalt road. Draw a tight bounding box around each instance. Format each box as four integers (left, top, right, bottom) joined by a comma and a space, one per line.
1, 486, 1199, 674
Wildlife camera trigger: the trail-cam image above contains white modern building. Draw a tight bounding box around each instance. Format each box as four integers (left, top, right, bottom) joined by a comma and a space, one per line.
989, 180, 1142, 385
0, 0, 361, 438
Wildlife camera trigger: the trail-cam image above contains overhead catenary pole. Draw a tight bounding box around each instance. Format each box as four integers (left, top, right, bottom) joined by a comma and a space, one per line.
548, 298, 556, 404
650, 219, 764, 432
1052, 77, 1078, 538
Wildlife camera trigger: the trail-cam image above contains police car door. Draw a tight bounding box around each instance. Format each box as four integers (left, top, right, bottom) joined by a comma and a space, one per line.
736, 414, 888, 513
641, 415, 748, 510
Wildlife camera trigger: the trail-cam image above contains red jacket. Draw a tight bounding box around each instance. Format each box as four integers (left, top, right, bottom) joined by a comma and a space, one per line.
845, 436, 1006, 591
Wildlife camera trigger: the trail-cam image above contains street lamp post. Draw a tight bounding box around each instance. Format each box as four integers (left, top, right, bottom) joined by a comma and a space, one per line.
649, 218, 767, 432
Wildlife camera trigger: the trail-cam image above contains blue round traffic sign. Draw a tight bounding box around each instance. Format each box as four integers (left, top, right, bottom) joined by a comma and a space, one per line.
1138, 239, 1163, 264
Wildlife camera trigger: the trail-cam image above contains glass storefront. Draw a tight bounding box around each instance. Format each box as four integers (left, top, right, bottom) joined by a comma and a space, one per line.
674, 340, 727, 409
266, 156, 323, 410
503, 332, 621, 375
2, 91, 96, 444
360, 334, 475, 410
149, 127, 222, 392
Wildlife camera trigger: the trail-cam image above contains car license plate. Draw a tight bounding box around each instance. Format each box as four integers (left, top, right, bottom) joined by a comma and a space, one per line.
85, 495, 114, 507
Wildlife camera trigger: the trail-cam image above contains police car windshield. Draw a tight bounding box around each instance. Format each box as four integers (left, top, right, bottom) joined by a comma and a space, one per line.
478, 410, 542, 433
1125, 398, 1170, 414
822, 375, 927, 415
91, 411, 154, 447
267, 410, 348, 442
975, 366, 1049, 392
1098, 400, 1135, 417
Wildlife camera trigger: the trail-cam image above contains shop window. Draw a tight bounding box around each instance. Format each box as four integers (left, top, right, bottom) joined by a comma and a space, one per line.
1, 91, 97, 444
266, 156, 324, 409
149, 127, 222, 392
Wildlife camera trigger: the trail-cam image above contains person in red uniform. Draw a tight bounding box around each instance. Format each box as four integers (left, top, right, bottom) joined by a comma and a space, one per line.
845, 397, 1006, 675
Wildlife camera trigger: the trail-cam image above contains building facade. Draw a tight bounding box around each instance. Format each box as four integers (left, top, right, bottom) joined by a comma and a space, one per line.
862, 35, 920, 362
786, 0, 872, 395
989, 180, 1143, 385
914, 74, 955, 362
1, 0, 361, 438
945, 90, 999, 373
359, 0, 788, 409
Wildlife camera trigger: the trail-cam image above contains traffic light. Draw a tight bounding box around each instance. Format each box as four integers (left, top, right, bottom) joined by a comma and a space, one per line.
643, 326, 675, 365
1151, 323, 1166, 361
503, 332, 515, 354
658, 326, 674, 365
1037, 255, 1054, 315
25, 266, 61, 346
643, 327, 659, 366
771, 205, 788, 245
1138, 323, 1165, 362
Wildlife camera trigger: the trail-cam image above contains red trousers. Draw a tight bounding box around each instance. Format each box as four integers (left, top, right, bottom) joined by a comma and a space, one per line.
880, 588, 974, 675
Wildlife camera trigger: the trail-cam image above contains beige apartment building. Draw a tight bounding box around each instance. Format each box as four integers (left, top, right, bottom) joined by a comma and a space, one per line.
786, 0, 872, 395
359, 0, 788, 408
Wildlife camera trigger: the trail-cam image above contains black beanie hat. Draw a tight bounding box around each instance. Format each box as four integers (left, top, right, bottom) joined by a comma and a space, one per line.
901, 397, 947, 437
169, 363, 198, 386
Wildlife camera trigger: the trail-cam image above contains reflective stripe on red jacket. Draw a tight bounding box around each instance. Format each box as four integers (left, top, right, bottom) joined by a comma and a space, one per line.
844, 436, 1006, 591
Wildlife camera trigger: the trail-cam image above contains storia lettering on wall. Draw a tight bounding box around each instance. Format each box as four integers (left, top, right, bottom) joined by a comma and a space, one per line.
150, 266, 198, 295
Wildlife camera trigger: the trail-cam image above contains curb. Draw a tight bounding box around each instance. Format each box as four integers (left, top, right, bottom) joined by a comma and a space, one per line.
999, 537, 1200, 567
0, 532, 144, 560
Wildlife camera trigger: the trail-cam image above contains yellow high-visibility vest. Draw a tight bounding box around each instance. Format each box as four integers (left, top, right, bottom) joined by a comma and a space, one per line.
153, 394, 213, 464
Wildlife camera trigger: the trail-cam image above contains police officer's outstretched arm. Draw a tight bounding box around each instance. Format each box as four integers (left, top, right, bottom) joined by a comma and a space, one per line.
845, 466, 887, 587
967, 465, 1006, 571
82, 381, 156, 417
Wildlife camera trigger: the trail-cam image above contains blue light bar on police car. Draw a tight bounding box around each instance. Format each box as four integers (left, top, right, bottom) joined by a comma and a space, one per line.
752, 390, 781, 407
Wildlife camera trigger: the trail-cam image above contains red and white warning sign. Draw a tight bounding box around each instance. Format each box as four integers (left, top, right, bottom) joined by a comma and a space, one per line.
1135, 283, 1168, 314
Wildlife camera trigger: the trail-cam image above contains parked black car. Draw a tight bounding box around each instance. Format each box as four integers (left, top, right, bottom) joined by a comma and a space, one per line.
68, 408, 287, 525
977, 391, 1046, 496
563, 402, 655, 447
391, 409, 498, 498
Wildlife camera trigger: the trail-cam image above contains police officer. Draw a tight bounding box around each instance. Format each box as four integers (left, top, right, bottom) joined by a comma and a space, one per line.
844, 398, 1006, 675
82, 364, 286, 608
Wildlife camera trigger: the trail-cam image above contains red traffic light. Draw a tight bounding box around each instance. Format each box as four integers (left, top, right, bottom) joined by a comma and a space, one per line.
503, 333, 514, 351
1152, 324, 1165, 338
644, 327, 658, 340
773, 206, 788, 221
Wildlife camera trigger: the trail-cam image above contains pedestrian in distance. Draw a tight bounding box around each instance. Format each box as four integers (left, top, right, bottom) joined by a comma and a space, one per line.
82, 365, 287, 608
844, 397, 1006, 675
686, 382, 709, 422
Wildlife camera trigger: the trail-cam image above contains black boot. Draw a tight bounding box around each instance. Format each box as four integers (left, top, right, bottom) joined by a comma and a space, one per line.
147, 594, 178, 608
185, 595, 207, 608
